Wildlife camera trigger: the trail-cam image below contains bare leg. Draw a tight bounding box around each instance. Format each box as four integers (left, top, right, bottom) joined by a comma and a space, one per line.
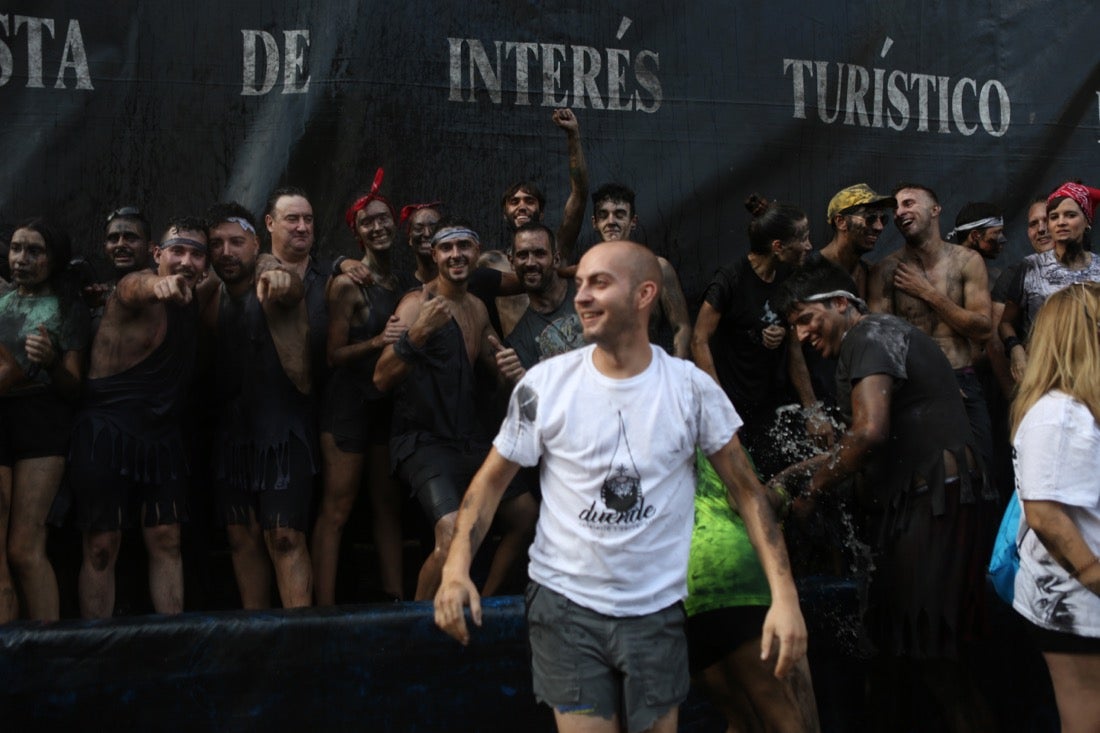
311, 433, 364, 605
226, 514, 272, 609
266, 526, 312, 608
553, 706, 679, 733
143, 523, 183, 614
694, 661, 762, 733
7, 457, 64, 620
1042, 650, 1100, 733
0, 466, 17, 622
481, 492, 537, 597
366, 442, 404, 600
78, 529, 122, 618
414, 512, 456, 601
723, 637, 820, 733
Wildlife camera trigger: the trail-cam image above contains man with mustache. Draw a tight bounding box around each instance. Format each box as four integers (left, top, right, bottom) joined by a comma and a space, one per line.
590, 183, 692, 358
80, 207, 154, 323
375, 220, 537, 601
868, 183, 995, 480
71, 217, 209, 618
202, 202, 315, 609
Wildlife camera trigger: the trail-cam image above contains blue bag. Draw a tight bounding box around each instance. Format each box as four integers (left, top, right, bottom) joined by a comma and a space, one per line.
988, 491, 1023, 604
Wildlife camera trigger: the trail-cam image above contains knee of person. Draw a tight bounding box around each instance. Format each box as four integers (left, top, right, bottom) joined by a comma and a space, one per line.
84, 538, 117, 572
7, 533, 40, 570
269, 528, 304, 556
145, 524, 181, 555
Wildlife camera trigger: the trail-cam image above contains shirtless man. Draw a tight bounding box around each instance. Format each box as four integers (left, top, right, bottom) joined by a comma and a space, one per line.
71, 217, 208, 617
374, 220, 537, 601
203, 202, 315, 609
80, 207, 154, 320
869, 183, 993, 474
590, 183, 692, 357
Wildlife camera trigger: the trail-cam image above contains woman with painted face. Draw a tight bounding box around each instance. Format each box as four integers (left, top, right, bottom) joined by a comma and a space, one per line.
312, 171, 419, 605
1000, 181, 1100, 383
691, 194, 813, 479
1011, 282, 1100, 730
0, 218, 91, 621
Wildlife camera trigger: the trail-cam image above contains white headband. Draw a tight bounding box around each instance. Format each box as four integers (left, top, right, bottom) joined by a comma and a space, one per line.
226, 216, 256, 234
946, 216, 1003, 240
803, 289, 868, 312
431, 227, 480, 247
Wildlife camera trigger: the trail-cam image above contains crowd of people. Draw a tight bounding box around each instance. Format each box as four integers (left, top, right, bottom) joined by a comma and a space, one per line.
2, 105, 1100, 731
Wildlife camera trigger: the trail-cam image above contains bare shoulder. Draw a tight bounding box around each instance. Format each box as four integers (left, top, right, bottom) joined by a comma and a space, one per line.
871, 250, 902, 276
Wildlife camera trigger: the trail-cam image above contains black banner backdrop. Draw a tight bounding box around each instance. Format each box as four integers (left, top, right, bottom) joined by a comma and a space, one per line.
1, 1, 1098, 299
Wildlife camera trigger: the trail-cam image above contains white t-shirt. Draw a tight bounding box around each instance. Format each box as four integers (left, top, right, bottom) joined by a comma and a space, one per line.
494, 344, 741, 617
1013, 390, 1100, 638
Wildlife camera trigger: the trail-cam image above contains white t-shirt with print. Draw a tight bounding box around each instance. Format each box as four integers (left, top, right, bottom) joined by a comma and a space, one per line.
1013, 390, 1100, 638
494, 344, 741, 617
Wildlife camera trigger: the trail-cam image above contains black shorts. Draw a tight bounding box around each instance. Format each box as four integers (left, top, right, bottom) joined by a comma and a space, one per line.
0, 389, 74, 465
685, 605, 769, 675
396, 442, 528, 523
216, 436, 314, 531
1026, 621, 1100, 655
320, 372, 393, 452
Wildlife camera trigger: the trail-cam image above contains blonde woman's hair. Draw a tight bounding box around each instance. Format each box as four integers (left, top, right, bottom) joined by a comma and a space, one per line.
1011, 281, 1100, 439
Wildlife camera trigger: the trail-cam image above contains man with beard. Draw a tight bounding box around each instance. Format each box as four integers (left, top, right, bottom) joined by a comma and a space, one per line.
374, 220, 537, 601
869, 183, 995, 480
493, 222, 585, 385
949, 202, 1007, 282
435, 241, 806, 733
203, 202, 315, 609
71, 217, 208, 618
81, 207, 154, 324
590, 183, 692, 357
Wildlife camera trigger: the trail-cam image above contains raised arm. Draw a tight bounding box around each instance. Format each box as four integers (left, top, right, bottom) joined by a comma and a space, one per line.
115, 270, 194, 309
434, 447, 522, 644
551, 108, 588, 263
708, 436, 807, 677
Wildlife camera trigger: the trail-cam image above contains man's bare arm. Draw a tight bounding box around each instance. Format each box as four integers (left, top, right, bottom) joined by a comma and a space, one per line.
434, 448, 523, 644
658, 258, 692, 358
708, 438, 807, 677
892, 251, 991, 340
552, 108, 588, 263
690, 302, 722, 383
808, 374, 891, 495
373, 290, 429, 392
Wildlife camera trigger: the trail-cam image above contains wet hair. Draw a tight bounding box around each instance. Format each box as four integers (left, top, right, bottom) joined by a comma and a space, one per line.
1011, 282, 1100, 439
774, 257, 861, 318
162, 215, 208, 241
500, 182, 545, 211
204, 202, 257, 234
512, 221, 557, 253
264, 185, 310, 218
744, 194, 807, 256
592, 183, 636, 216
892, 182, 939, 204
105, 208, 152, 241
12, 216, 72, 280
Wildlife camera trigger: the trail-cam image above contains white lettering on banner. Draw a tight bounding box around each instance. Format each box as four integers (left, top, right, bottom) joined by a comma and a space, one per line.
0, 14, 93, 90
783, 37, 1010, 137
447, 16, 662, 113
241, 29, 310, 96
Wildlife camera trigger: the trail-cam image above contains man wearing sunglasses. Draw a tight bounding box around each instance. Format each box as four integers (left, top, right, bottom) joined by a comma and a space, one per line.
818, 184, 895, 300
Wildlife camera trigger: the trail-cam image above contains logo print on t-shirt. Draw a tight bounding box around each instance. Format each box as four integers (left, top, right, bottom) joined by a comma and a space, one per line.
602, 464, 639, 511
578, 410, 655, 530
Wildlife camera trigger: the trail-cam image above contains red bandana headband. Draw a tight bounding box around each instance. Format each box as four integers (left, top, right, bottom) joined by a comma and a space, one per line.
344, 168, 396, 231
1048, 181, 1100, 224
399, 201, 444, 227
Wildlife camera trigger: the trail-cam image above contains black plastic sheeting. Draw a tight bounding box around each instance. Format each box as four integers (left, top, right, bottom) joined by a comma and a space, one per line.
0, 579, 1058, 732
1, 2, 1099, 301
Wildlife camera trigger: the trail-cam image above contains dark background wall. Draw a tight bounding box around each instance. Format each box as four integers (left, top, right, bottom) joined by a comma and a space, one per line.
1, 1, 1097, 302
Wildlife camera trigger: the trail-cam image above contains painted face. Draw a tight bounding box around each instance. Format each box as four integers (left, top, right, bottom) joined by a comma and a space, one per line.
431, 229, 479, 284
154, 228, 208, 287
355, 199, 396, 252
266, 194, 314, 261
776, 217, 812, 266
503, 189, 542, 229
1027, 201, 1053, 253
104, 218, 152, 274
1048, 197, 1089, 248
787, 300, 846, 359
9, 227, 51, 292
574, 247, 638, 345
511, 229, 558, 294
845, 208, 891, 254
592, 199, 636, 242
407, 207, 440, 259
208, 221, 259, 284
894, 188, 939, 240
973, 226, 1005, 259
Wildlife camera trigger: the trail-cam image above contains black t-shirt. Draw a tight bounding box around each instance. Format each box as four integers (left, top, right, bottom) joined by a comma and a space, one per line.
505, 281, 585, 369
702, 255, 793, 412
468, 266, 505, 336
